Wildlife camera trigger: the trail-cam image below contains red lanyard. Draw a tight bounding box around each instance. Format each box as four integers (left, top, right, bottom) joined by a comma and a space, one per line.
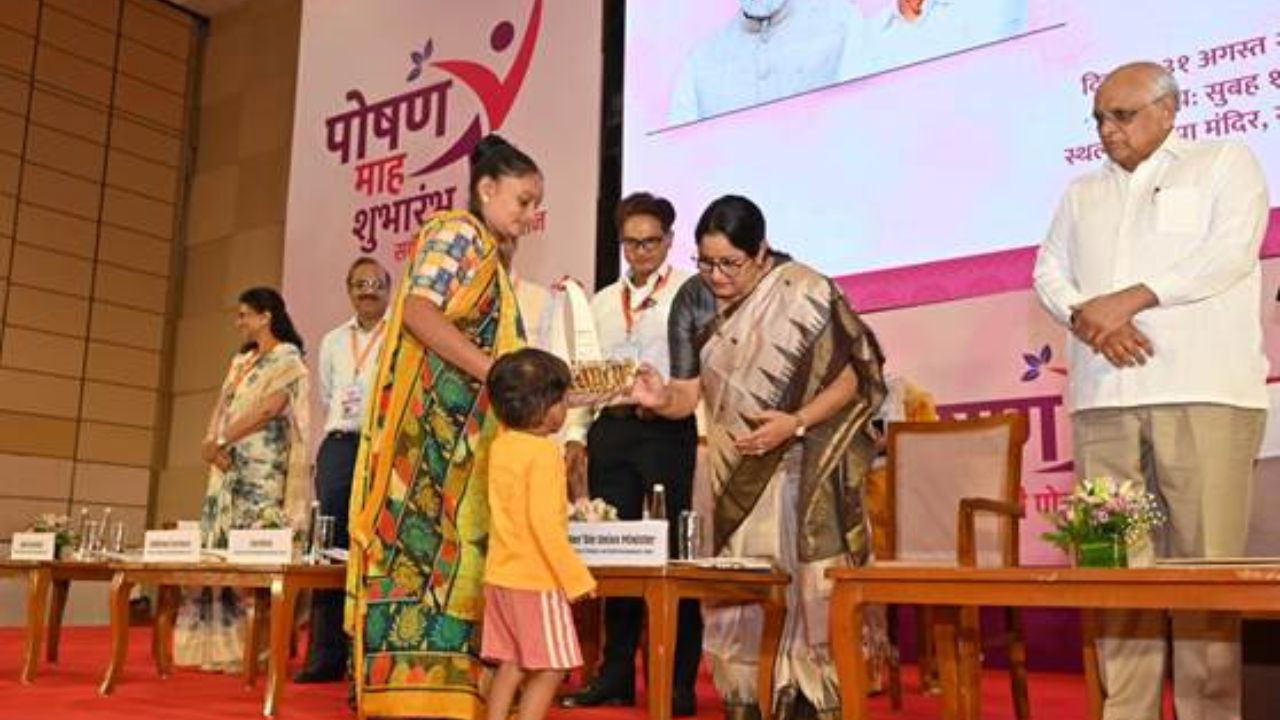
348, 320, 386, 379
621, 267, 671, 337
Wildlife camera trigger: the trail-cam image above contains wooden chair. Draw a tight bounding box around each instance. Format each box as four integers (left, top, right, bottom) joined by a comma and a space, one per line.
874, 413, 1031, 719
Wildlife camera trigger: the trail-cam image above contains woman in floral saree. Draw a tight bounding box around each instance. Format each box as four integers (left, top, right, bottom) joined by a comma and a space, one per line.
175, 287, 311, 671
634, 195, 887, 720
345, 135, 543, 719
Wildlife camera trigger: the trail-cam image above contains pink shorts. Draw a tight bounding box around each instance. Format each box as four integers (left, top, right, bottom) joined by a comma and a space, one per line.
481, 584, 582, 670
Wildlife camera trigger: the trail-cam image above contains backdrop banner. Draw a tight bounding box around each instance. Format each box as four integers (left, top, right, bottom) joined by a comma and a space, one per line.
281, 0, 602, 447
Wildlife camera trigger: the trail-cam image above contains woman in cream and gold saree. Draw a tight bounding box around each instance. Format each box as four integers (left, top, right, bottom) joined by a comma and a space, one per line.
345, 135, 542, 719
635, 195, 886, 720
176, 287, 311, 672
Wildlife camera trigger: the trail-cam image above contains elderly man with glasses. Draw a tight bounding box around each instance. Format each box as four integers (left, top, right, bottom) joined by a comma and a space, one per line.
1034, 61, 1271, 720
294, 257, 392, 684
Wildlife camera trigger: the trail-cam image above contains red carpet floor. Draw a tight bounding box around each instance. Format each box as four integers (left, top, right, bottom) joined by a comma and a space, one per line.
0, 627, 1093, 719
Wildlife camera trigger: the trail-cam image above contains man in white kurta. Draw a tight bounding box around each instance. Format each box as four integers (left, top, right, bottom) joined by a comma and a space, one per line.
1033, 62, 1270, 720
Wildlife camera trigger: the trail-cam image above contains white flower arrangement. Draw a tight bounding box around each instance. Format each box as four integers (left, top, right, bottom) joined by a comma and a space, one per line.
1042, 477, 1165, 551
28, 513, 79, 556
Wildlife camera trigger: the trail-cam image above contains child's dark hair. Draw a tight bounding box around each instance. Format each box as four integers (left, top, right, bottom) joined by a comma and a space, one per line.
486, 348, 571, 430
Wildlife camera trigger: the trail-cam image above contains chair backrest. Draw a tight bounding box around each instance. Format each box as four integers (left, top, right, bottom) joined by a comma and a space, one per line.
882, 413, 1029, 567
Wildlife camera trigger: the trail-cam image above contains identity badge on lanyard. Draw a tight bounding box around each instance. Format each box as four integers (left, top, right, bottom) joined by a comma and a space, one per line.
340, 320, 385, 423
619, 267, 671, 347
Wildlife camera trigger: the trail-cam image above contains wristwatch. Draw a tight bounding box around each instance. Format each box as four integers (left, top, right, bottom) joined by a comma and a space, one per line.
792, 413, 806, 438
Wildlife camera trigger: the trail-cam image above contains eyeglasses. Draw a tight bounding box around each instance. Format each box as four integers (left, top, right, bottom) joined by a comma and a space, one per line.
620, 235, 666, 252
1090, 95, 1167, 130
694, 255, 752, 277
349, 278, 388, 292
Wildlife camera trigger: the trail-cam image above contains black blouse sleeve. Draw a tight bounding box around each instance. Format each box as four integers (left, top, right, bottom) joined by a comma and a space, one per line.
668, 276, 716, 380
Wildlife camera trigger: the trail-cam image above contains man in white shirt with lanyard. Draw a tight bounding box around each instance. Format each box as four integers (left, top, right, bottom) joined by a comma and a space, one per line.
295, 257, 391, 683
560, 193, 701, 717
1034, 61, 1270, 720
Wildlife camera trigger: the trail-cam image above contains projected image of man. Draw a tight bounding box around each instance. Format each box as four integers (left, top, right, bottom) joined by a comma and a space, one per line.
867, 0, 1028, 72
667, 0, 867, 125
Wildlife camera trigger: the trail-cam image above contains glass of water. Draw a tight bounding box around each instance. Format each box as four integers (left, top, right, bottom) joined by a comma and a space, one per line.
79, 519, 101, 560
109, 520, 126, 554
677, 510, 702, 560
311, 515, 335, 564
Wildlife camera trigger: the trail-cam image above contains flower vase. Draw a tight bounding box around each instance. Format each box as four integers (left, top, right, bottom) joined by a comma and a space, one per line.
1076, 537, 1128, 568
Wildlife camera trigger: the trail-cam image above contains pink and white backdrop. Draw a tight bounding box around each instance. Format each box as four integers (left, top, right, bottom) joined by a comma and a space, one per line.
282, 0, 602, 445
280, 0, 599, 363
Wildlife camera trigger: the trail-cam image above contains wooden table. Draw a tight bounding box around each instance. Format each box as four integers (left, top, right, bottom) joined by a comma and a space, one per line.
591, 565, 790, 720
100, 561, 345, 717
0, 558, 115, 683
828, 565, 1280, 720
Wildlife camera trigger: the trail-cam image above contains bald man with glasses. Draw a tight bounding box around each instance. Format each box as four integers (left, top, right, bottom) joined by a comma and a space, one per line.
1034, 61, 1270, 720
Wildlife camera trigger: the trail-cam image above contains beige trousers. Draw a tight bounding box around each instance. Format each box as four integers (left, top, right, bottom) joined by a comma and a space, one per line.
1073, 404, 1266, 720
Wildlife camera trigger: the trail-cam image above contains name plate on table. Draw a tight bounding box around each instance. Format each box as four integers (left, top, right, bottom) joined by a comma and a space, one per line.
142, 529, 201, 563
568, 520, 668, 567
9, 532, 55, 561
227, 529, 294, 565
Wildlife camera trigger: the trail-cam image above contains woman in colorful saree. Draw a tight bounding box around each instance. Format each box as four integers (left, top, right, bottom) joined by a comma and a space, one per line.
345, 134, 543, 719
632, 195, 887, 720
175, 287, 310, 671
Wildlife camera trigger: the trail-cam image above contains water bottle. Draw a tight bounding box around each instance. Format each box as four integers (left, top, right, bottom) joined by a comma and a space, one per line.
74, 507, 89, 552
73, 502, 89, 558
649, 484, 667, 521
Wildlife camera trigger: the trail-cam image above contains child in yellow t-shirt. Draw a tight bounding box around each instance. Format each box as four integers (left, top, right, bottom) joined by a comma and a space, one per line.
483, 348, 596, 720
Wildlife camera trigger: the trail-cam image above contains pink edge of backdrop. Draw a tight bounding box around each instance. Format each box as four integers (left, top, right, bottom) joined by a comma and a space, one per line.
840, 208, 1280, 313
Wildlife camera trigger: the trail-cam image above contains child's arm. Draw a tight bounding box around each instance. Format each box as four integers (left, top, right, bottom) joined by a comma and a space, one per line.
527, 442, 596, 599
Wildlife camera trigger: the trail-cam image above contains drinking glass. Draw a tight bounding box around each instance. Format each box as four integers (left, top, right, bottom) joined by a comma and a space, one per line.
109, 520, 126, 554
677, 510, 702, 560
80, 519, 102, 560
311, 515, 336, 564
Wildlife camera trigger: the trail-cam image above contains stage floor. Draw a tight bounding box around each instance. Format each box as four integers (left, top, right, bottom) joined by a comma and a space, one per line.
0, 627, 1093, 719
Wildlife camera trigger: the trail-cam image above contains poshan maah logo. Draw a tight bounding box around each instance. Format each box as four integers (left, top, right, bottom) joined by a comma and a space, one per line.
322, 0, 545, 259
